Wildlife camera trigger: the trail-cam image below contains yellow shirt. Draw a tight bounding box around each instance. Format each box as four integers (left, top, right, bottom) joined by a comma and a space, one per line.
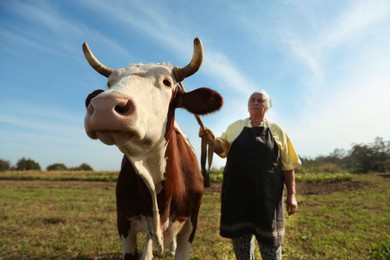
216, 118, 301, 171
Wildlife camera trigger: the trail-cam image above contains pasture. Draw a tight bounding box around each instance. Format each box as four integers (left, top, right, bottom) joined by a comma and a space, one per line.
0, 171, 389, 259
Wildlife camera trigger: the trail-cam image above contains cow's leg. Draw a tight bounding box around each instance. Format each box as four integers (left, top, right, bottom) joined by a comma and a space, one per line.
117, 205, 138, 259
167, 236, 177, 256
174, 220, 193, 259
163, 234, 177, 256
120, 231, 138, 260
163, 220, 184, 256
141, 236, 154, 260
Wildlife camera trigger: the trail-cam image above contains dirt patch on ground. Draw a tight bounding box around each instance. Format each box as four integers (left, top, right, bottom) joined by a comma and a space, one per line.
0, 180, 115, 189
0, 180, 377, 196
206, 181, 377, 195
296, 181, 377, 195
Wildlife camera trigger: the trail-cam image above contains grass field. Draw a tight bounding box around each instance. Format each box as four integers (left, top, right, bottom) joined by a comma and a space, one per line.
0, 171, 389, 259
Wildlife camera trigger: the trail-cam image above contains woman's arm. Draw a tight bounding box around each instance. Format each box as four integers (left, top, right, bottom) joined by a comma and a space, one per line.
283, 169, 298, 215
213, 139, 223, 155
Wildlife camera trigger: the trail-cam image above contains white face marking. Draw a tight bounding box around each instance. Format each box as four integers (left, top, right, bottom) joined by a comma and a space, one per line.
85, 63, 178, 158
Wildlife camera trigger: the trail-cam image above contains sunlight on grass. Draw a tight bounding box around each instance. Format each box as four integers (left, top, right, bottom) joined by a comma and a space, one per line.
296, 172, 352, 183
0, 170, 118, 182
0, 172, 388, 259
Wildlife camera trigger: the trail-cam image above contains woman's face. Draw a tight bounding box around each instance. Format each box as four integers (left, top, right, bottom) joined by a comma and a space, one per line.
248, 93, 268, 117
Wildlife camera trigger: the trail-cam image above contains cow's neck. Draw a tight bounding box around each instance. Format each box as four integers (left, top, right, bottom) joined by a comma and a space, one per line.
125, 141, 168, 253
129, 152, 166, 192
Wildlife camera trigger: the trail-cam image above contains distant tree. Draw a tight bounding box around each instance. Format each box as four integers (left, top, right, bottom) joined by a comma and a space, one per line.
47, 163, 68, 171
299, 155, 344, 173
329, 148, 347, 162
0, 159, 11, 172
71, 163, 93, 171
344, 137, 390, 173
16, 157, 41, 171
300, 137, 389, 174
345, 144, 374, 173
370, 137, 390, 172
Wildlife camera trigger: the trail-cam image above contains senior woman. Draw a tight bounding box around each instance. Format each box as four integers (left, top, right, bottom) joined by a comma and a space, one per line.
200, 90, 301, 260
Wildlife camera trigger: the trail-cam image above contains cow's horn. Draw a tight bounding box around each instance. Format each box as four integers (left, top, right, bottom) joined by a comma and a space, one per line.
82, 42, 113, 78
173, 38, 203, 82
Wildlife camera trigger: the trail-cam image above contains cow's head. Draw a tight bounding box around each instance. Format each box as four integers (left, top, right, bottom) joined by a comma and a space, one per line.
83, 38, 223, 157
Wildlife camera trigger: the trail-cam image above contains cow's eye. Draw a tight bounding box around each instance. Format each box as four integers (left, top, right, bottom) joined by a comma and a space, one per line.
163, 79, 172, 87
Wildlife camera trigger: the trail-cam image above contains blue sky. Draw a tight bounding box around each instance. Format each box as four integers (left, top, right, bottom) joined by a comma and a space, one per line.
1, 0, 389, 171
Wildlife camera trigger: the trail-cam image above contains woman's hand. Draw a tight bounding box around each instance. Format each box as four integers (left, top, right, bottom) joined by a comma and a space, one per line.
285, 194, 298, 216
198, 127, 215, 145
283, 170, 298, 216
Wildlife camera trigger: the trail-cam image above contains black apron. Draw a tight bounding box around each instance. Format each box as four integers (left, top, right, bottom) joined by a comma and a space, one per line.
219, 125, 285, 246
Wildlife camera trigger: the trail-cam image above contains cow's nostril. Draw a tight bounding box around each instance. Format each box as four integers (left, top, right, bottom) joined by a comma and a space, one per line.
114, 100, 132, 115
87, 103, 95, 115
115, 105, 127, 114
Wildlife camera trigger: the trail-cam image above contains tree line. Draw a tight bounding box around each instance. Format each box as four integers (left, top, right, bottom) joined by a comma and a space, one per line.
0, 157, 93, 172
300, 136, 389, 173
1, 137, 388, 173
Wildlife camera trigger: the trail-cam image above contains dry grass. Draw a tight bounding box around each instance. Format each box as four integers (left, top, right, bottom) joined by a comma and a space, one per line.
0, 170, 117, 182
0, 172, 389, 259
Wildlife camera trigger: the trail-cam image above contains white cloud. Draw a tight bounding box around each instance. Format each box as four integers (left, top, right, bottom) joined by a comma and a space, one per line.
0, 1, 130, 59
320, 0, 390, 49
203, 51, 256, 95
293, 72, 390, 157
286, 36, 323, 79
281, 1, 390, 79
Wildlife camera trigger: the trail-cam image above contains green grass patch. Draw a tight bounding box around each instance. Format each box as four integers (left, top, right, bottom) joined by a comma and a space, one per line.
369, 235, 390, 260
0, 170, 118, 182
284, 174, 389, 259
296, 172, 353, 183
0, 185, 119, 259
0, 173, 388, 259
1, 171, 354, 184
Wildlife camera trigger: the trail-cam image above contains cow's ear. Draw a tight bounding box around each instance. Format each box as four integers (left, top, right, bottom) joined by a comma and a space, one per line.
85, 89, 104, 107
178, 87, 223, 115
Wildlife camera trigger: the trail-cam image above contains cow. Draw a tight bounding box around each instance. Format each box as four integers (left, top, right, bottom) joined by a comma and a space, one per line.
82, 38, 223, 259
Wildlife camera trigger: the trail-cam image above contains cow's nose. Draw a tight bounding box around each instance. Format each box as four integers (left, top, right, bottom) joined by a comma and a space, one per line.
84, 96, 137, 140
87, 96, 134, 118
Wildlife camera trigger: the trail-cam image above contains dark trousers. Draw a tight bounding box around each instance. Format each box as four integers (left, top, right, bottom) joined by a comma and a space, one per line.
232, 234, 282, 260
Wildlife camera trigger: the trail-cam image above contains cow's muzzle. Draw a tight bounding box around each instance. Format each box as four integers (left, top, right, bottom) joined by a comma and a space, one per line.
84, 95, 136, 140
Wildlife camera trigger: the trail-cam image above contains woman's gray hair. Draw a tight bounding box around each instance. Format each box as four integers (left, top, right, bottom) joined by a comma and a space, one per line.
249, 90, 272, 109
